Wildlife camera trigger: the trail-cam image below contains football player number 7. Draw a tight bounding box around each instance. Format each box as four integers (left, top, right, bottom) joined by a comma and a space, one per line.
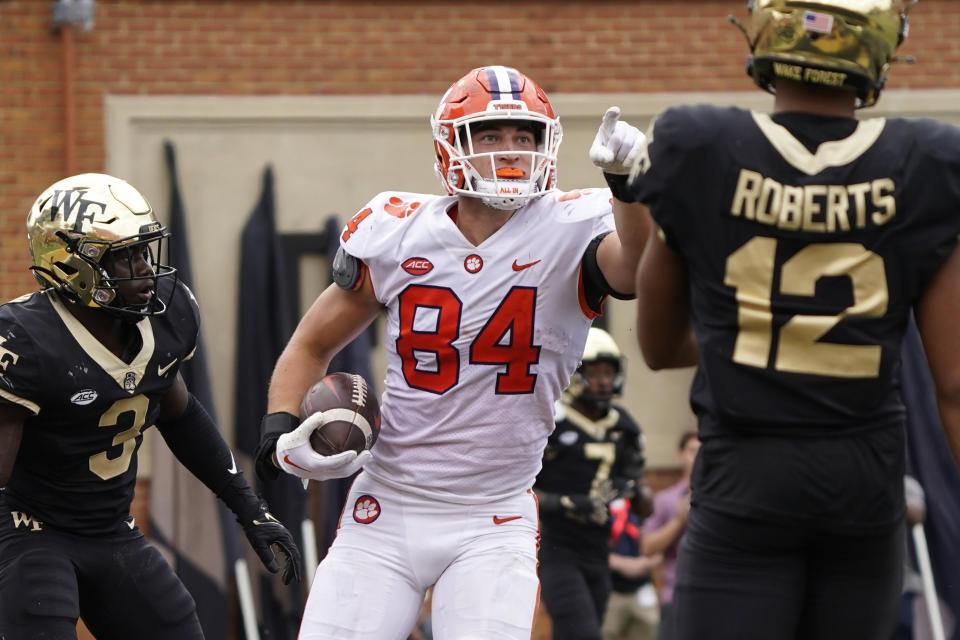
724, 237, 888, 378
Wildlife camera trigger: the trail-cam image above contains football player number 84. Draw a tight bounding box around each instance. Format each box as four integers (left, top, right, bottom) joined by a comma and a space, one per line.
725, 237, 887, 378
396, 284, 540, 395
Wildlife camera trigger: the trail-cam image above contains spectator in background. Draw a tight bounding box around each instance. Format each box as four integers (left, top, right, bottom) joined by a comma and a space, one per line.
603, 488, 662, 640
642, 431, 700, 640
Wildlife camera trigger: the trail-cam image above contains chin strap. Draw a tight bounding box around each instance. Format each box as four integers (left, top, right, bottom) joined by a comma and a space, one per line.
728, 14, 754, 52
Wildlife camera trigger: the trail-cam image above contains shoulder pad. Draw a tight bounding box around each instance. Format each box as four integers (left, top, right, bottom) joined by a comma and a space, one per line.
550, 188, 614, 224
333, 247, 364, 291
341, 191, 436, 260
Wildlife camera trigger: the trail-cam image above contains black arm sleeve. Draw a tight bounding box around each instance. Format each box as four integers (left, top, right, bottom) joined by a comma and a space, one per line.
581, 233, 636, 311
603, 172, 636, 203
156, 393, 260, 521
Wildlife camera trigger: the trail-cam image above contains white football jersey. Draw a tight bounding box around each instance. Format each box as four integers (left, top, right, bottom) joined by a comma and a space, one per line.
341, 188, 616, 502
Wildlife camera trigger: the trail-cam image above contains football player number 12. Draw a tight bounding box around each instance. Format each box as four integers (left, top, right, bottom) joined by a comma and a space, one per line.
725, 237, 888, 378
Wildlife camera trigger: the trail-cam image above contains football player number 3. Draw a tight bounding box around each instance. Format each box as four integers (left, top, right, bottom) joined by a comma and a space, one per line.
397, 285, 540, 394
725, 237, 888, 378
89, 395, 149, 480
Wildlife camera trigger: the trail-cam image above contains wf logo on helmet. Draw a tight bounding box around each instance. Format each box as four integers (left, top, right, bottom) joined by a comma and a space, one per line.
48, 189, 106, 233
402, 257, 433, 276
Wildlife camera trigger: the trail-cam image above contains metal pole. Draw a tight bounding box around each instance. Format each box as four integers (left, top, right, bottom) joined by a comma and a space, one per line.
302, 518, 319, 587
911, 522, 946, 640
234, 558, 261, 640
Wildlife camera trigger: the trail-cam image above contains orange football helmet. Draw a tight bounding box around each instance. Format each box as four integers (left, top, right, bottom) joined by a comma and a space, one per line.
431, 66, 562, 210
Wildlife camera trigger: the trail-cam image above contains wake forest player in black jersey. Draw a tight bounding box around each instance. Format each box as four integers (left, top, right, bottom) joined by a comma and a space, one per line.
0, 174, 300, 640
619, 2, 960, 640
535, 328, 647, 640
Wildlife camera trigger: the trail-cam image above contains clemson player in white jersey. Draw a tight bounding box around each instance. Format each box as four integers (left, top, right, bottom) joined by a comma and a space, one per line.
255, 65, 650, 640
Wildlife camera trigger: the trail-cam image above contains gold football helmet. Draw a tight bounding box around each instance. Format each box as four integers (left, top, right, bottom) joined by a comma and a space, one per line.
745, 0, 914, 107
26, 173, 177, 319
565, 327, 625, 413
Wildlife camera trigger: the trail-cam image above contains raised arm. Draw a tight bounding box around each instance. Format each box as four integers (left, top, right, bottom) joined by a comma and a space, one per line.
590, 106, 653, 295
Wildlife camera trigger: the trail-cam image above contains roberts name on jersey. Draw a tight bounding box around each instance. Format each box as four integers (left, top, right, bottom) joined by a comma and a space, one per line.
731, 170, 895, 233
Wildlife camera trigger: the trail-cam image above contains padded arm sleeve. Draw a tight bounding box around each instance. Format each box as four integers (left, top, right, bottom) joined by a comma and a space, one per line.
332, 246, 368, 291
581, 232, 635, 310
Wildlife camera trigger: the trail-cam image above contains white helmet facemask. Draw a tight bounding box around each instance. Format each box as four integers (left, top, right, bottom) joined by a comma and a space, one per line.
432, 106, 562, 211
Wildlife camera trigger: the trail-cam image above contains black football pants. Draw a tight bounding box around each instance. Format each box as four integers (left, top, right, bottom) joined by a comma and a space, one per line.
673, 505, 903, 640
0, 499, 203, 640
539, 545, 611, 640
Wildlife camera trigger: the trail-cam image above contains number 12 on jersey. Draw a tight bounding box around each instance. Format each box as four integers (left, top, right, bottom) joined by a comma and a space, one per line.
396, 285, 541, 394
724, 237, 888, 378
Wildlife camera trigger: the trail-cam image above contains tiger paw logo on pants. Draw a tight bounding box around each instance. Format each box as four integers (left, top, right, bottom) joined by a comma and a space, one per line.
353, 495, 381, 524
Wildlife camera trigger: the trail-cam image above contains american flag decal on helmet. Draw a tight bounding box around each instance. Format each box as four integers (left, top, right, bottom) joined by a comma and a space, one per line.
485, 66, 522, 100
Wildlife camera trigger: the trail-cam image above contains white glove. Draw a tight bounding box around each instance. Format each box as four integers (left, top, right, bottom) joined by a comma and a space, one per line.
589, 106, 646, 175
275, 412, 372, 487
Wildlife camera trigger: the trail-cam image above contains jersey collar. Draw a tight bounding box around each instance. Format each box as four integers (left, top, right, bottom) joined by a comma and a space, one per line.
48, 294, 155, 393
751, 112, 886, 176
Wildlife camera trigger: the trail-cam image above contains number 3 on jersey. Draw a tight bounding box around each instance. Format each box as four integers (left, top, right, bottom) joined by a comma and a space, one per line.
396, 285, 540, 394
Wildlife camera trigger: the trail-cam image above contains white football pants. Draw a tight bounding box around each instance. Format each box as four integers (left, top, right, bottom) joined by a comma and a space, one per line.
299, 472, 541, 639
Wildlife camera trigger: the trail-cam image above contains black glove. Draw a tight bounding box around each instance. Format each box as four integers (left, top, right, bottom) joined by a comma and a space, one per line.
563, 494, 611, 526
239, 499, 302, 585
541, 490, 612, 526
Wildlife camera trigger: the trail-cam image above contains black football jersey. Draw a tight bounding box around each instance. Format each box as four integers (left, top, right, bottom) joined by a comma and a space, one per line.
633, 105, 960, 532
635, 105, 960, 437
536, 404, 643, 558
0, 278, 199, 534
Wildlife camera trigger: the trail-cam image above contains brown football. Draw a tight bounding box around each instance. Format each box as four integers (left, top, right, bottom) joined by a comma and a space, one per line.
299, 372, 380, 456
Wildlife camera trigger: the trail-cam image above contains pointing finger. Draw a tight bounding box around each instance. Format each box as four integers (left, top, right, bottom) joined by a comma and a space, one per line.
599, 106, 621, 141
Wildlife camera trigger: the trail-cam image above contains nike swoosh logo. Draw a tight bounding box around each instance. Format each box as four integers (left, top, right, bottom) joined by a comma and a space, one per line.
126, 517, 136, 530
512, 259, 541, 272
493, 515, 522, 525
252, 512, 279, 526
227, 451, 238, 475
283, 455, 310, 472
157, 358, 178, 376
